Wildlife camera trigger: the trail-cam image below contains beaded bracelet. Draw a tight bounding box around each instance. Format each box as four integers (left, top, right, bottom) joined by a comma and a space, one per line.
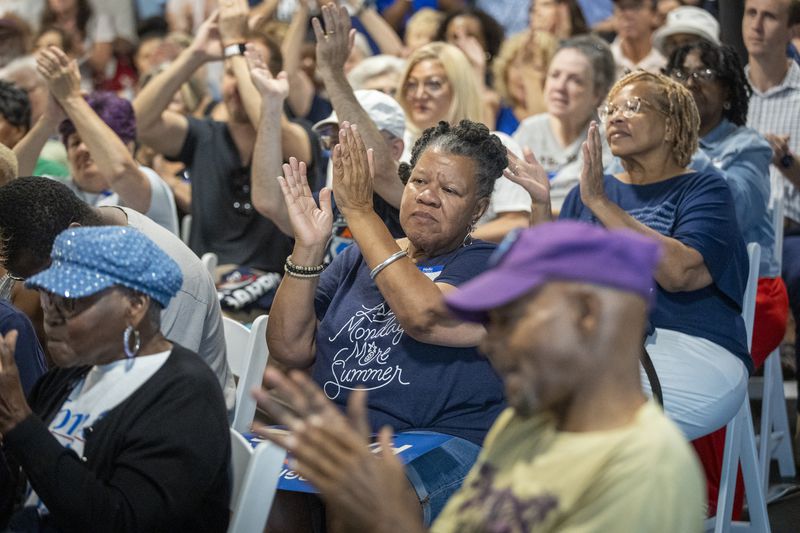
286, 255, 325, 274
369, 250, 408, 280
284, 263, 322, 279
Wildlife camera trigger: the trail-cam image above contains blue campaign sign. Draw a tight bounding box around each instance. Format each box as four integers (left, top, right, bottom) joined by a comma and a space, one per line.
246, 431, 454, 494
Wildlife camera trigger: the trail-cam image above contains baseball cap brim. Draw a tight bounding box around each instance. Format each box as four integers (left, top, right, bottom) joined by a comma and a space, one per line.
445, 270, 548, 324
26, 260, 116, 299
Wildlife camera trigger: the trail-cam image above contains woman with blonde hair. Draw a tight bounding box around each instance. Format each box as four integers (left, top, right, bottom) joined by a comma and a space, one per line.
492, 30, 558, 133
395, 42, 484, 160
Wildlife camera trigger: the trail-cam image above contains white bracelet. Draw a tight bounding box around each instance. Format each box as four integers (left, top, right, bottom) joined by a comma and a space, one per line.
369, 250, 407, 280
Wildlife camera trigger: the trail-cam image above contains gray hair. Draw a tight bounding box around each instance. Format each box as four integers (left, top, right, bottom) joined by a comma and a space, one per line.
557, 35, 616, 100
347, 55, 407, 90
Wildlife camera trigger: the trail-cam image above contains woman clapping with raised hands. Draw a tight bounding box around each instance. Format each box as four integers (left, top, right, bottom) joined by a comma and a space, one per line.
266, 119, 508, 527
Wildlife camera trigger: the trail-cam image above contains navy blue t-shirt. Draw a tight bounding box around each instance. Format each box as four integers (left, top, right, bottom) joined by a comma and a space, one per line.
312, 241, 506, 444
0, 300, 47, 395
560, 172, 752, 372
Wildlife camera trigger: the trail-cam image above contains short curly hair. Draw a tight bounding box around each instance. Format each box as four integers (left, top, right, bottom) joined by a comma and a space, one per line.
59, 91, 136, 146
665, 41, 751, 127
398, 120, 508, 201
0, 80, 31, 131
0, 176, 102, 273
607, 71, 700, 168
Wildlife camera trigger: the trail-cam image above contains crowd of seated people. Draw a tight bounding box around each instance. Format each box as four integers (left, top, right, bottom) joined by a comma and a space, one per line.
0, 0, 799, 531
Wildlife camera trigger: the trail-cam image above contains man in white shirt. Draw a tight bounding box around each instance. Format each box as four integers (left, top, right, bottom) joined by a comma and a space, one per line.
743, 0, 800, 450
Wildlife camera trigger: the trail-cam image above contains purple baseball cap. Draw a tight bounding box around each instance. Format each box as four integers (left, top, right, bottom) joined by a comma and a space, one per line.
444, 221, 663, 323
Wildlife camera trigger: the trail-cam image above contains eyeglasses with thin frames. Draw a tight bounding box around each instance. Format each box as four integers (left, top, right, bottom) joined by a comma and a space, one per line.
597, 96, 669, 123
668, 68, 718, 84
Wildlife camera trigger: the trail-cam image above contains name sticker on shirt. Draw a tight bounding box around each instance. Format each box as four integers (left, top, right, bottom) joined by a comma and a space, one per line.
418, 265, 444, 281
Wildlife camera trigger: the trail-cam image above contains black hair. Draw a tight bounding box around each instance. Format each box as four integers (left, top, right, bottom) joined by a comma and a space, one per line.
137, 16, 169, 41
398, 120, 508, 200
435, 8, 505, 62
0, 176, 103, 272
41, 0, 92, 40
0, 80, 31, 130
666, 41, 751, 127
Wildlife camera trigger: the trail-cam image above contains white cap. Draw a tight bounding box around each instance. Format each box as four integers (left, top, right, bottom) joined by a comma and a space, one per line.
653, 6, 721, 56
313, 89, 406, 140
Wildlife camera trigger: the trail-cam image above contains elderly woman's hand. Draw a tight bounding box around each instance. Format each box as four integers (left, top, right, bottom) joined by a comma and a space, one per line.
0, 330, 32, 435
277, 157, 333, 248
505, 147, 551, 206
312, 4, 355, 77
36, 46, 81, 103
332, 122, 375, 213
579, 122, 608, 209
252, 368, 422, 532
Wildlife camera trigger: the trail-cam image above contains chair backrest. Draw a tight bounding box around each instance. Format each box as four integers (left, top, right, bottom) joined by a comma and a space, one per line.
223, 316, 251, 378
742, 242, 761, 351
771, 194, 785, 269
181, 214, 192, 245
231, 315, 270, 434
228, 429, 285, 533
202, 252, 218, 279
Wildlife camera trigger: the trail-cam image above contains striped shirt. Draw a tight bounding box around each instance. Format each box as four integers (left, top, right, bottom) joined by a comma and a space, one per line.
747, 61, 800, 222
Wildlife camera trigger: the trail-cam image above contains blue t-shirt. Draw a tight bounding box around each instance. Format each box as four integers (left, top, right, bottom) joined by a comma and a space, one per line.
0, 300, 47, 395
494, 106, 520, 136
313, 241, 506, 444
559, 172, 752, 372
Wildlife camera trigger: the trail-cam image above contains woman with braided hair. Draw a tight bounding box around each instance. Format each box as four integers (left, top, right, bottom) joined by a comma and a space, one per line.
507, 71, 750, 442
266, 119, 507, 527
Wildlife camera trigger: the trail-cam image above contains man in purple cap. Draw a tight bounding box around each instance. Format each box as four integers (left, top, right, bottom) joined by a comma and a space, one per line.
253, 220, 704, 532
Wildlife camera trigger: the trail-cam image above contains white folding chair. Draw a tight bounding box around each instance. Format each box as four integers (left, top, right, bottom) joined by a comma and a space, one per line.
181, 214, 192, 245
228, 429, 284, 533
224, 315, 271, 433
750, 195, 796, 494
202, 252, 219, 279
705, 243, 770, 533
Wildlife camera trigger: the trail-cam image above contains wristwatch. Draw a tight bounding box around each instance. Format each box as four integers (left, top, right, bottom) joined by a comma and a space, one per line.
223, 43, 247, 58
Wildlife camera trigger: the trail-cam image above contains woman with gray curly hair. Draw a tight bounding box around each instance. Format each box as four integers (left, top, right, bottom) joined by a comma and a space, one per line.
266, 119, 508, 527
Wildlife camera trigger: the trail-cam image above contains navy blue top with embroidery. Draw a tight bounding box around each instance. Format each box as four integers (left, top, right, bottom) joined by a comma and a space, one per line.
560, 171, 752, 372
313, 241, 506, 444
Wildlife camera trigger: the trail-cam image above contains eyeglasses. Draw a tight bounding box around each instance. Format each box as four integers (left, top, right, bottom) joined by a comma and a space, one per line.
230, 166, 254, 216
402, 77, 448, 98
668, 68, 718, 84
598, 97, 668, 123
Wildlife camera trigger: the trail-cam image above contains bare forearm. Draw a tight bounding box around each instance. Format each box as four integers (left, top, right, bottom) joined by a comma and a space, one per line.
14, 117, 56, 176
266, 244, 326, 368
253, 101, 292, 235
357, 8, 404, 56
473, 212, 529, 243
588, 198, 712, 291
380, 0, 413, 32
280, 115, 313, 166
342, 209, 484, 345
134, 48, 205, 132
231, 55, 264, 127
321, 70, 402, 207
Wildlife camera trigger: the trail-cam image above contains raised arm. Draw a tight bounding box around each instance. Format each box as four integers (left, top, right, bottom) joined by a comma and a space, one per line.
348, 1, 405, 56
247, 46, 293, 235
266, 162, 333, 369
133, 12, 223, 157
38, 47, 151, 213
580, 123, 712, 292
334, 124, 485, 346
13, 92, 65, 177
315, 5, 404, 208
504, 147, 553, 225
280, 0, 316, 118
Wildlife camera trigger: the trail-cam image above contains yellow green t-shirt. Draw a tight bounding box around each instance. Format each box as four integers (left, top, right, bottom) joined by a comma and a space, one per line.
431, 401, 704, 533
